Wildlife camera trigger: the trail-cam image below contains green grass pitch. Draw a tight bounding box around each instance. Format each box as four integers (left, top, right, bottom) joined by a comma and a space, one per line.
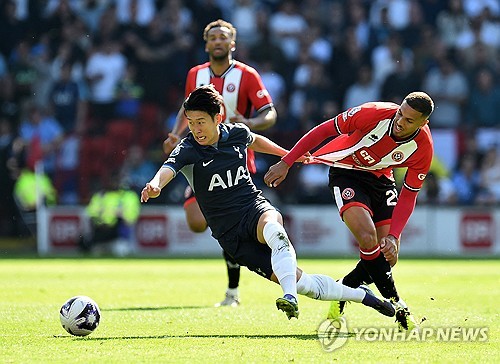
0, 258, 498, 363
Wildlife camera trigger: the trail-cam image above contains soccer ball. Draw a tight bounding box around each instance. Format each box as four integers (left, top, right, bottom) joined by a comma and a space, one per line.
59, 296, 101, 336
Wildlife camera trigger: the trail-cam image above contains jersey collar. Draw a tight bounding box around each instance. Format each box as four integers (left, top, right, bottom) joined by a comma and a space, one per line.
209, 61, 236, 78
388, 116, 421, 144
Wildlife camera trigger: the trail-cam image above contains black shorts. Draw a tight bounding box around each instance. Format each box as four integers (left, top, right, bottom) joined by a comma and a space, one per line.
217, 200, 276, 280
328, 167, 398, 226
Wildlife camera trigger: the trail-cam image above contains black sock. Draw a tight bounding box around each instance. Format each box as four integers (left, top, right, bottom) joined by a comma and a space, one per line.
360, 253, 399, 301
342, 260, 374, 288
223, 251, 240, 290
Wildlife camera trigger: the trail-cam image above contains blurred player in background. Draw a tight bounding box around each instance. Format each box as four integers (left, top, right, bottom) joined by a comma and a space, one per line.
265, 92, 434, 331
163, 20, 277, 307
144, 85, 395, 320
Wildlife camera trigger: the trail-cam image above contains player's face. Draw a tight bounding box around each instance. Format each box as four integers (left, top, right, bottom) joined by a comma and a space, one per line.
186, 110, 222, 146
205, 27, 234, 61
392, 101, 428, 140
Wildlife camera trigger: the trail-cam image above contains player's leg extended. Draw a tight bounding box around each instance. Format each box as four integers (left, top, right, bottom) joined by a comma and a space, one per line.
256, 210, 298, 319
295, 268, 394, 317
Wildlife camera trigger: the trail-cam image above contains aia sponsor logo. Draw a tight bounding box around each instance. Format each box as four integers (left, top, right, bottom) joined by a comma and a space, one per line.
226, 83, 236, 92
391, 151, 404, 162
342, 188, 355, 200
460, 213, 494, 249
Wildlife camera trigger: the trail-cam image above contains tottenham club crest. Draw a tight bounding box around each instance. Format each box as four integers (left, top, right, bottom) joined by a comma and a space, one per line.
342, 188, 355, 200
391, 151, 404, 162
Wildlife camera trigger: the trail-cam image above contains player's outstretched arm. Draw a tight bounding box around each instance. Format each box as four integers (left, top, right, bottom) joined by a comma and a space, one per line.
140, 167, 175, 203
249, 133, 288, 157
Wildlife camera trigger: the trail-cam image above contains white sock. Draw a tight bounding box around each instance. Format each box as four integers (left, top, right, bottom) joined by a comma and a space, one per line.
226, 288, 238, 297
297, 272, 366, 302
263, 221, 297, 298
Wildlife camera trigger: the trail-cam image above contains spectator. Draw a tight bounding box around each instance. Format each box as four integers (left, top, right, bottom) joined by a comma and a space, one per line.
114, 63, 144, 120
329, 26, 369, 108
478, 147, 500, 204
120, 144, 156, 195
436, 0, 471, 49
466, 68, 500, 128
422, 55, 469, 128
343, 63, 380, 110
449, 153, 481, 205
85, 37, 127, 134
80, 173, 141, 255
305, 24, 333, 65
417, 171, 455, 205
14, 166, 57, 211
0, 117, 24, 236
231, 0, 260, 47
0, 75, 21, 123
268, 0, 308, 62
122, 14, 189, 109
74, 0, 111, 35
115, 0, 156, 27
0, 0, 29, 58
49, 62, 86, 135
18, 104, 64, 179
371, 32, 413, 87
381, 56, 421, 104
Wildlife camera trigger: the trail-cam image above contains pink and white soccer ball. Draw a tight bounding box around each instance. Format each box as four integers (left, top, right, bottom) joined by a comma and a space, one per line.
60, 296, 101, 336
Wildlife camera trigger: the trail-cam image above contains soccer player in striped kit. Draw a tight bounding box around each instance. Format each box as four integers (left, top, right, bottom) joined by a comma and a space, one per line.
163, 20, 277, 307
264, 92, 434, 331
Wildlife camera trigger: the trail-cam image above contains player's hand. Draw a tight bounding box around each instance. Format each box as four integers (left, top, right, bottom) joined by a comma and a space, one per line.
380, 235, 399, 267
163, 132, 180, 155
264, 160, 290, 188
229, 111, 251, 127
140, 183, 161, 203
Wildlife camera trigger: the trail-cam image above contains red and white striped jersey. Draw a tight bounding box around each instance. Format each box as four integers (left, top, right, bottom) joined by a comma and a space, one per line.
312, 102, 433, 191
185, 61, 273, 120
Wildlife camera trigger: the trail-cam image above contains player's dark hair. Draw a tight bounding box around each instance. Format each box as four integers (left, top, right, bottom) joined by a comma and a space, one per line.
203, 19, 237, 42
183, 85, 223, 119
404, 92, 434, 119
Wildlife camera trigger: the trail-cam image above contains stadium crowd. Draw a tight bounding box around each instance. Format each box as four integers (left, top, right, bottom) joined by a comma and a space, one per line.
0, 0, 499, 237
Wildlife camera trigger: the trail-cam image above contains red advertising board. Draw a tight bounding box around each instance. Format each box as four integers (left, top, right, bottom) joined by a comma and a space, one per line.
135, 215, 169, 248
49, 214, 81, 248
460, 213, 494, 249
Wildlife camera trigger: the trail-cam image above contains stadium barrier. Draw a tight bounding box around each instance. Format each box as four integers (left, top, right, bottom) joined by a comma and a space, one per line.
37, 205, 500, 257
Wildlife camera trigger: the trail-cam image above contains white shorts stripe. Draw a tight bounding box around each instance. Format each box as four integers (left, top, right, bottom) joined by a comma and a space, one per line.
333, 186, 344, 210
